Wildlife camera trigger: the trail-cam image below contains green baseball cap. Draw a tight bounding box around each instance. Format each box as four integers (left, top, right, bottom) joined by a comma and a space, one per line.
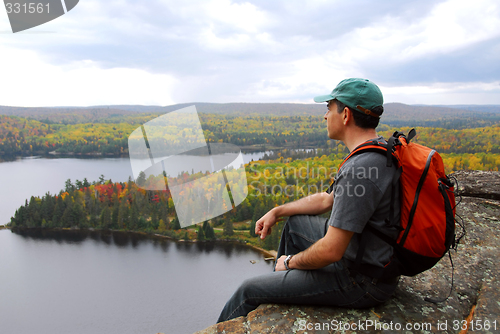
314, 78, 383, 118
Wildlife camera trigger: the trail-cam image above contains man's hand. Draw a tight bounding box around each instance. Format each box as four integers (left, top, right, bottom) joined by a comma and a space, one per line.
254, 192, 333, 240
255, 209, 284, 240
274, 255, 288, 271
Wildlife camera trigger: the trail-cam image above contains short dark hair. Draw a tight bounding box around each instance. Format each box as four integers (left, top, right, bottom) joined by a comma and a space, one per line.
335, 99, 383, 129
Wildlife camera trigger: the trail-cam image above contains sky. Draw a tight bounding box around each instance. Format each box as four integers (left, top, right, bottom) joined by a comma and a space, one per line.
0, 0, 499, 107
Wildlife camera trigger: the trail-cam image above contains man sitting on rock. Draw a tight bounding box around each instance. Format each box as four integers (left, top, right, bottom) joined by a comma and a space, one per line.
217, 78, 401, 322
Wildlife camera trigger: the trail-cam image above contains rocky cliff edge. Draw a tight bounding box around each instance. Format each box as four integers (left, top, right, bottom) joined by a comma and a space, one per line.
196, 170, 500, 334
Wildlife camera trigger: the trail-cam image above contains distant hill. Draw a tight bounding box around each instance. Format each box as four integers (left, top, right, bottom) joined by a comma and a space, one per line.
1, 103, 500, 128
0, 106, 138, 121
430, 105, 500, 113
382, 103, 500, 128
89, 103, 327, 116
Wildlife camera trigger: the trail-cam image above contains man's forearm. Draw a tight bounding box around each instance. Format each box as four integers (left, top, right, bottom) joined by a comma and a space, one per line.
289, 237, 336, 269
272, 191, 333, 218
276, 226, 354, 271
255, 191, 333, 240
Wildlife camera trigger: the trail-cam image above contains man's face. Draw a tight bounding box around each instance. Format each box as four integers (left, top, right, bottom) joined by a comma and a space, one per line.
324, 100, 343, 140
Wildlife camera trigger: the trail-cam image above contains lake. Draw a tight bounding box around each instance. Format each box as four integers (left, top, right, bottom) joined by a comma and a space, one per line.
0, 228, 273, 334
0, 152, 273, 333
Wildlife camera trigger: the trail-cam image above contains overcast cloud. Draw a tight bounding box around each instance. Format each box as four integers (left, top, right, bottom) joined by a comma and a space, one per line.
0, 0, 499, 107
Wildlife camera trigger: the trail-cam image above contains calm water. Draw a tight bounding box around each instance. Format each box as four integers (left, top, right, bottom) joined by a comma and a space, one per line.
0, 229, 274, 334
0, 153, 272, 333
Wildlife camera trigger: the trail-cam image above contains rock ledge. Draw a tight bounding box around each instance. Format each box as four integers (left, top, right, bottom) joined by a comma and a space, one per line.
196, 171, 500, 334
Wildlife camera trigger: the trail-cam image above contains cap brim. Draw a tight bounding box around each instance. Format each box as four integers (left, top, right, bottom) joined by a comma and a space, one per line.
313, 94, 334, 103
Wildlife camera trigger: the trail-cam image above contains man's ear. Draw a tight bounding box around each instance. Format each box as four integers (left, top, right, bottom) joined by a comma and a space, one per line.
342, 107, 351, 125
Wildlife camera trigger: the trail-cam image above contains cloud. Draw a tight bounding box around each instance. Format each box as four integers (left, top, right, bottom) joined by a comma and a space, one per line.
0, 0, 499, 105
338, 0, 500, 84
382, 80, 500, 104
0, 48, 176, 107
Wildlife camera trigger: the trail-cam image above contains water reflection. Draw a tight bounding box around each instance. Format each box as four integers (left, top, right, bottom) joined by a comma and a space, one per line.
11, 228, 267, 260
89, 230, 101, 243
14, 228, 90, 243
100, 231, 113, 245
112, 232, 130, 247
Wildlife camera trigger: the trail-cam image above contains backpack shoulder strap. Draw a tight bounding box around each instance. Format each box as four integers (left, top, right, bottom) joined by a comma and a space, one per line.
338, 140, 392, 170
327, 140, 398, 194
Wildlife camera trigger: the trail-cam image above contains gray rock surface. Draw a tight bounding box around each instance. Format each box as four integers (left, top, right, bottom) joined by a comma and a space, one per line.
196, 171, 500, 334
453, 170, 500, 200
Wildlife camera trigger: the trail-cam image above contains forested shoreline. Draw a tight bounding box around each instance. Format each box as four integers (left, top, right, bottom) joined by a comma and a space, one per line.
2, 111, 500, 159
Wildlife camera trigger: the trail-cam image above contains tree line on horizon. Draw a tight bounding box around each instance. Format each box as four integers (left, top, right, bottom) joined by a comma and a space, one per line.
1, 112, 500, 158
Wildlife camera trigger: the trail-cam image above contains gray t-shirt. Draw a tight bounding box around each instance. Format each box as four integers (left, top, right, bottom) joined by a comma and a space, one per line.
328, 142, 401, 268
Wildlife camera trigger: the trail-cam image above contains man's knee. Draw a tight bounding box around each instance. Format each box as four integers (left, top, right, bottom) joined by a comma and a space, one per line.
236, 277, 260, 298
284, 215, 328, 242
235, 274, 277, 300
285, 214, 321, 232
285, 215, 304, 230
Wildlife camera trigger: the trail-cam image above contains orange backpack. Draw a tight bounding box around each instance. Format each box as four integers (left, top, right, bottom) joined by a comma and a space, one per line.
340, 129, 458, 278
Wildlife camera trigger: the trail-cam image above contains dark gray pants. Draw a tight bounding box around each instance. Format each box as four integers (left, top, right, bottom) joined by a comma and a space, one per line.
217, 215, 398, 322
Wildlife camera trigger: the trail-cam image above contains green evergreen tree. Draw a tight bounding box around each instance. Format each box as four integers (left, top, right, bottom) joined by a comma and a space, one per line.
65, 179, 74, 193
130, 205, 139, 230
33, 210, 41, 227
150, 210, 159, 230
111, 205, 119, 229
171, 217, 181, 230
250, 220, 257, 237
52, 205, 61, 227
137, 216, 147, 230
158, 219, 167, 233
271, 221, 282, 250
61, 206, 73, 228
83, 178, 90, 188
160, 205, 170, 228
263, 221, 283, 250
203, 221, 216, 240
136, 171, 146, 187
223, 219, 234, 236
100, 206, 111, 229
89, 213, 98, 228
40, 195, 52, 222
70, 203, 83, 227
197, 225, 205, 241
252, 202, 267, 223
117, 200, 129, 229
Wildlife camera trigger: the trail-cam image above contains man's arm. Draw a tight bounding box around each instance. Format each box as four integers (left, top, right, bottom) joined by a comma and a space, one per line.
255, 191, 333, 239
275, 226, 354, 271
